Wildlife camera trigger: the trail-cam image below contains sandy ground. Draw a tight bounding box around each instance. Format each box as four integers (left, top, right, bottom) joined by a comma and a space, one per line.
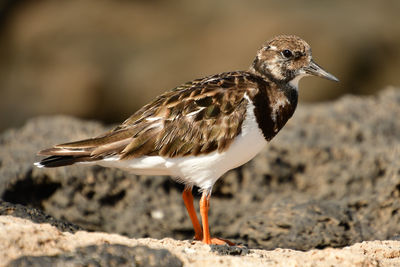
1, 216, 399, 267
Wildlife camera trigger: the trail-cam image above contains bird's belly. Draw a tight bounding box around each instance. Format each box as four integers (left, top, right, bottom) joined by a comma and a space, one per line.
97, 156, 173, 176
168, 117, 267, 190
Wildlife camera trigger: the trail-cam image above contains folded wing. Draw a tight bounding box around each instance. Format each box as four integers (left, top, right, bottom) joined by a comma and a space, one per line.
36, 72, 251, 167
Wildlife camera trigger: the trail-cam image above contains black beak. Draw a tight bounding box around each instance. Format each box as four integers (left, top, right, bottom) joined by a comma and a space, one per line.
305, 60, 339, 82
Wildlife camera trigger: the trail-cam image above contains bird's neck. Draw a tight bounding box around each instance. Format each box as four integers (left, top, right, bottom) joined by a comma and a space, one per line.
247, 68, 298, 142
248, 64, 298, 105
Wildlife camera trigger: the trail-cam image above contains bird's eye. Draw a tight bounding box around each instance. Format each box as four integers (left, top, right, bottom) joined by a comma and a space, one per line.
282, 49, 293, 58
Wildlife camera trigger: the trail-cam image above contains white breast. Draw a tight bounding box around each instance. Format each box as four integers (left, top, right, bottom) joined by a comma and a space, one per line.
97, 96, 267, 192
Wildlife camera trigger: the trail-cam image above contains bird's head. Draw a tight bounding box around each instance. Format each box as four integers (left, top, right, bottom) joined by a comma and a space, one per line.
250, 35, 338, 88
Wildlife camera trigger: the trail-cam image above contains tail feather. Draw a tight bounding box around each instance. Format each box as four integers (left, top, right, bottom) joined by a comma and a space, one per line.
35, 127, 135, 168
35, 155, 90, 168
35, 146, 99, 168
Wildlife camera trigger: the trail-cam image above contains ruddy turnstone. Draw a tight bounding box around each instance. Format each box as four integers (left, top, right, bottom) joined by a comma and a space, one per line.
35, 35, 338, 245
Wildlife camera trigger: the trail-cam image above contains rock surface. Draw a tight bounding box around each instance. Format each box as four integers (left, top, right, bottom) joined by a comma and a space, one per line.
8, 243, 182, 267
1, 216, 399, 267
0, 88, 400, 252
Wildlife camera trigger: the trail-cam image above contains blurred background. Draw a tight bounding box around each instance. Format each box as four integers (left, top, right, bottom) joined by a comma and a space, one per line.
0, 0, 399, 132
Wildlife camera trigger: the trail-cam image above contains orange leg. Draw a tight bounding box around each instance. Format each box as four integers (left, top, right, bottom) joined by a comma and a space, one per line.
182, 187, 203, 240
199, 191, 235, 245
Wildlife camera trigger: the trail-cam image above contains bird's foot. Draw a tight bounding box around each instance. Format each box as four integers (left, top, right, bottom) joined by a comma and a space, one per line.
206, 237, 236, 246
192, 236, 235, 246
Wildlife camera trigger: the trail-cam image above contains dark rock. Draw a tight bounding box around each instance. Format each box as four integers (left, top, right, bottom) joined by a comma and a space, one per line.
0, 200, 82, 233
238, 200, 361, 250
0, 88, 400, 250
7, 244, 182, 267
210, 244, 249, 256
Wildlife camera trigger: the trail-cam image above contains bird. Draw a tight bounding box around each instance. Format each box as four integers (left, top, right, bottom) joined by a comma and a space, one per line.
35, 35, 338, 245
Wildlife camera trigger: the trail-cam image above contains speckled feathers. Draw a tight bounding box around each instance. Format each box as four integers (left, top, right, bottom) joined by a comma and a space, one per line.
251, 35, 312, 81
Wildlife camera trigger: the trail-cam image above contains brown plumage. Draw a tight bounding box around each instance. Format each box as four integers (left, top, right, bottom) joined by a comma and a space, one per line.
38, 72, 251, 164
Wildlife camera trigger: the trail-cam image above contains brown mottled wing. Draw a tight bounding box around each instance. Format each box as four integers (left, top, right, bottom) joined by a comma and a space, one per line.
40, 72, 250, 161
119, 72, 250, 158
